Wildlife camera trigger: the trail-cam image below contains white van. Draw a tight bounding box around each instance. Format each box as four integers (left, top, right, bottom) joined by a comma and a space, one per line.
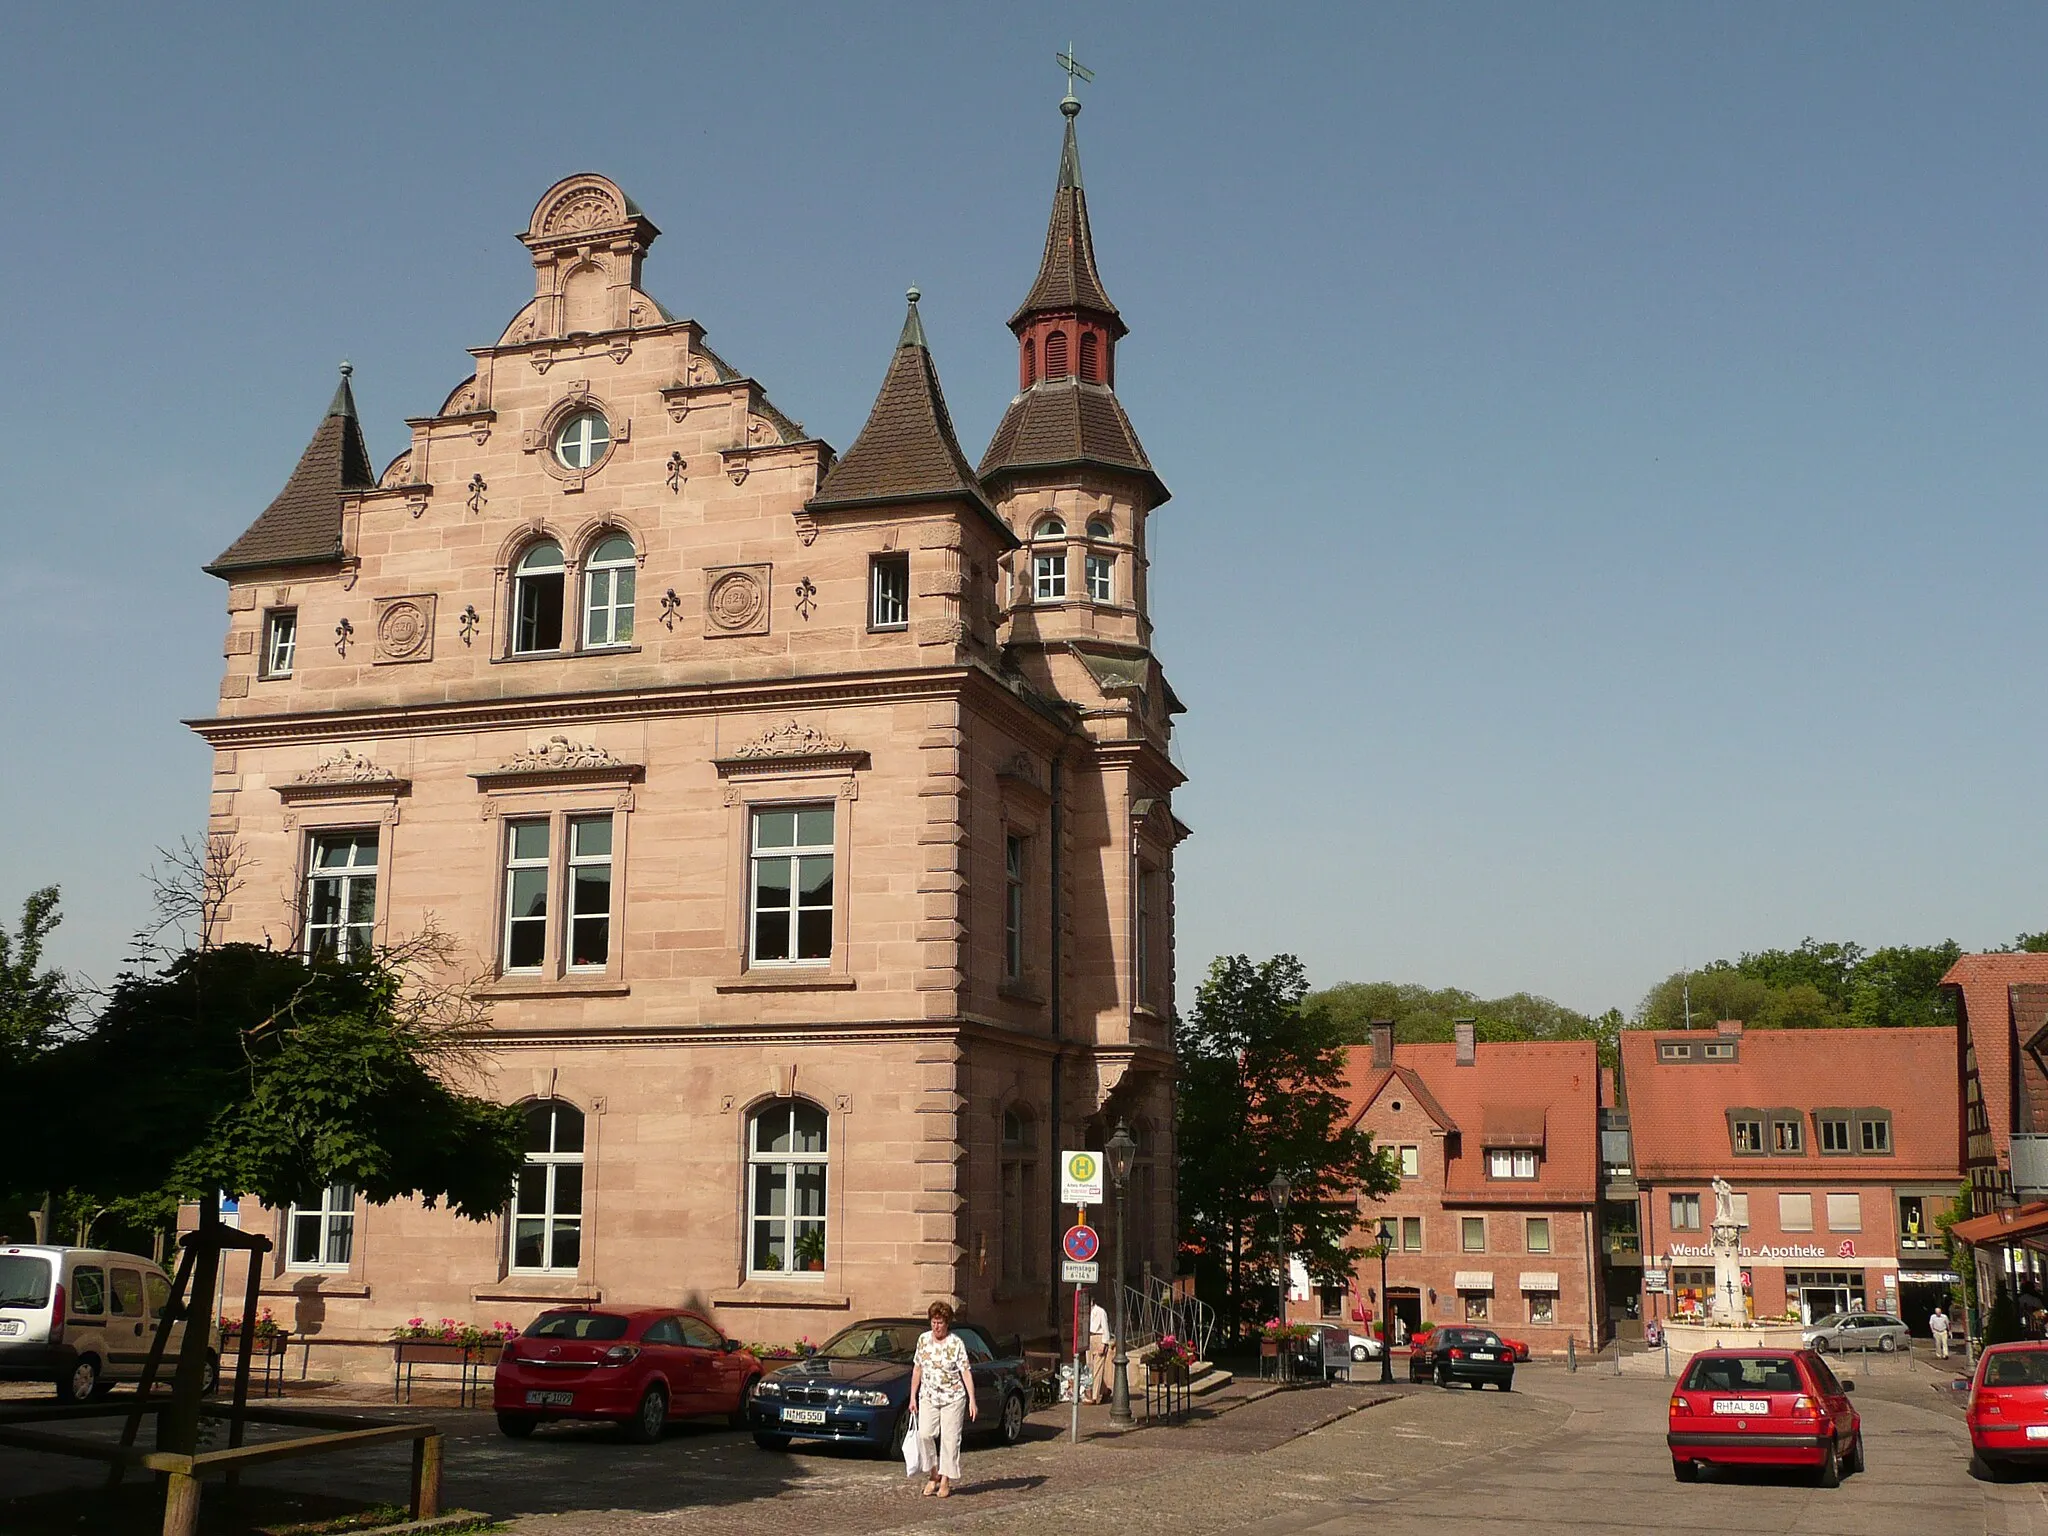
0, 1245, 219, 1401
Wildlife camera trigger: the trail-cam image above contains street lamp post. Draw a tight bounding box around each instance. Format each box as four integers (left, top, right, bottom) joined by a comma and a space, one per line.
1106, 1122, 1138, 1426
1374, 1219, 1396, 1385
1268, 1171, 1293, 1380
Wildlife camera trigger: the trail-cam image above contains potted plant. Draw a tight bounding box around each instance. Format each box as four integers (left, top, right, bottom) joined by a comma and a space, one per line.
1151, 1334, 1196, 1383
219, 1307, 289, 1355
793, 1228, 826, 1272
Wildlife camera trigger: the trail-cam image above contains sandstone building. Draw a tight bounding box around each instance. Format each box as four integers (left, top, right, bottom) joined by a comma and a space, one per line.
190, 99, 1183, 1359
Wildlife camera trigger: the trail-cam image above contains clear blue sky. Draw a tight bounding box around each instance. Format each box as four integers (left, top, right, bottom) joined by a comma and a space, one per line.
4, 4, 2044, 1018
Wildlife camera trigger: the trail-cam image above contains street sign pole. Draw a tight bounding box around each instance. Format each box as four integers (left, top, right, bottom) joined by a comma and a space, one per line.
1056, 1160, 1104, 1445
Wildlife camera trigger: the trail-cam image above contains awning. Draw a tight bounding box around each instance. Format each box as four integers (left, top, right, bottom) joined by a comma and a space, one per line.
1950, 1201, 2048, 1249
1481, 1106, 1547, 1149
1519, 1271, 1561, 1292
1453, 1271, 1494, 1291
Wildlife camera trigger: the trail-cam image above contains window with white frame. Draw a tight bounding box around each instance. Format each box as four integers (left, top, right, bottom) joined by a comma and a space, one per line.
1399, 1145, 1420, 1179
582, 534, 636, 647
305, 830, 378, 962
287, 1182, 355, 1269
1085, 554, 1113, 603
1487, 1148, 1538, 1180
1032, 518, 1067, 601
1000, 1106, 1039, 1286
553, 410, 610, 471
750, 806, 834, 965
502, 819, 550, 972
511, 1100, 584, 1273
512, 541, 566, 653
1526, 1217, 1551, 1254
262, 610, 297, 678
566, 815, 613, 969
748, 1099, 827, 1274
1004, 834, 1026, 984
1669, 1192, 1701, 1230
870, 553, 910, 629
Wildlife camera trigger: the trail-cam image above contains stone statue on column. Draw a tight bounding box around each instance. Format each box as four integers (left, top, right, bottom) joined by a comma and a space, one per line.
1709, 1176, 1746, 1324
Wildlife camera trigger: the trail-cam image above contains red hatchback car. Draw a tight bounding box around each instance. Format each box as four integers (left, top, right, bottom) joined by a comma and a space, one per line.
1667, 1347, 1862, 1486
494, 1307, 761, 1442
1967, 1341, 2048, 1477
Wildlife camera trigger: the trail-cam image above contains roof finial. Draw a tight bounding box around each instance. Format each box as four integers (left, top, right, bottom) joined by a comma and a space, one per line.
906, 283, 921, 305
338, 358, 353, 378
1056, 43, 1093, 117
898, 285, 929, 350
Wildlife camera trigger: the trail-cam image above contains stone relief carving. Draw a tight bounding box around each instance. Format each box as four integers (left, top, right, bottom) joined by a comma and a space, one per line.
443, 378, 480, 415
666, 451, 685, 492
458, 605, 481, 646
546, 189, 621, 235
746, 414, 779, 446
704, 566, 770, 638
659, 589, 682, 631
495, 736, 626, 774
291, 748, 397, 786
685, 354, 719, 386
334, 616, 354, 654
379, 452, 412, 489
372, 595, 436, 665
467, 474, 488, 514
730, 720, 850, 760
794, 576, 818, 621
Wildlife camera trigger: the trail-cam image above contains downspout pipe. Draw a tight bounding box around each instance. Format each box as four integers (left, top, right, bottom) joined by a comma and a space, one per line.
1048, 748, 1065, 1334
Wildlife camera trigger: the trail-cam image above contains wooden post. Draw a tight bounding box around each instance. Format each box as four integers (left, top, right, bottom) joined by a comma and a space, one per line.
161, 1206, 223, 1455
160, 1469, 202, 1536
223, 1236, 266, 1487
411, 1432, 444, 1519
111, 1244, 195, 1486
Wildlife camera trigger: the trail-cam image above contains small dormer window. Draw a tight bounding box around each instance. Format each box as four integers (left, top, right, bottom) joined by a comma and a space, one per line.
553, 410, 611, 471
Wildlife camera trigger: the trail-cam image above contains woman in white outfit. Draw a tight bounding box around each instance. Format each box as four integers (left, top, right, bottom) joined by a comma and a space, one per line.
910, 1300, 978, 1497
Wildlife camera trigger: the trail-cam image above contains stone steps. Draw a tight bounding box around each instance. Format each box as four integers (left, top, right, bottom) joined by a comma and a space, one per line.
1189, 1362, 1233, 1395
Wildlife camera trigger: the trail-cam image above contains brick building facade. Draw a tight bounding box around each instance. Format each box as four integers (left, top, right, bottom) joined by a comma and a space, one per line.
188, 100, 1182, 1366
1325, 1022, 1603, 1355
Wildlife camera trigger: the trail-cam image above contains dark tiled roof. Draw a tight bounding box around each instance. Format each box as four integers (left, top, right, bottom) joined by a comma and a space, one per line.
208, 373, 374, 576
1945, 953, 2048, 1159
1010, 112, 1120, 327
977, 379, 1166, 503
810, 298, 1006, 538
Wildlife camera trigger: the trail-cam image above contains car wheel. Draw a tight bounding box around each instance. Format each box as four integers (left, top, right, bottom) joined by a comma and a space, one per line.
1847, 1431, 1865, 1475
1810, 1336, 1827, 1354
999, 1391, 1026, 1447
1816, 1443, 1841, 1489
1879, 1334, 1897, 1354
200, 1352, 220, 1398
729, 1375, 760, 1431
1435, 1366, 1452, 1388
55, 1355, 100, 1404
497, 1412, 538, 1439
1498, 1376, 1513, 1392
625, 1385, 668, 1444
1672, 1459, 1699, 1483
88, 1375, 118, 1401
754, 1432, 791, 1452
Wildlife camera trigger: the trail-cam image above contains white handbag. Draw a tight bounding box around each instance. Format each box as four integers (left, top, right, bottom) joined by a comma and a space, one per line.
902, 1409, 924, 1477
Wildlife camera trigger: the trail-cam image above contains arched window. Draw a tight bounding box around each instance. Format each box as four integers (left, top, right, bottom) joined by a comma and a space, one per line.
1043, 330, 1069, 379
1079, 331, 1100, 382
582, 533, 636, 647
748, 1099, 828, 1274
1035, 517, 1065, 540
1000, 1107, 1040, 1286
513, 540, 565, 654
553, 410, 610, 471
512, 1100, 584, 1273
1022, 336, 1036, 387
1086, 518, 1112, 540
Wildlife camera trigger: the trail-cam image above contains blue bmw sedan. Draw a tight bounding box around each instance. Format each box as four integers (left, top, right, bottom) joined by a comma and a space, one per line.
748, 1318, 1031, 1455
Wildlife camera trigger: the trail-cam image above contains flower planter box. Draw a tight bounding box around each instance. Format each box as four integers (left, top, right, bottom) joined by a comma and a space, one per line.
391, 1341, 493, 1406
222, 1332, 291, 1358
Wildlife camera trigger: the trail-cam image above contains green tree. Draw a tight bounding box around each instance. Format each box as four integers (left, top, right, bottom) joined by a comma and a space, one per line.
1933, 1183, 1978, 1332
1178, 955, 1399, 1342
1634, 938, 1964, 1034
0, 886, 70, 1070
1307, 981, 1618, 1063
2, 933, 524, 1453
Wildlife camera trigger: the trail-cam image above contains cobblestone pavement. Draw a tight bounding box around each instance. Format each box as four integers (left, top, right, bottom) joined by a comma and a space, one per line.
5, 1359, 2046, 1534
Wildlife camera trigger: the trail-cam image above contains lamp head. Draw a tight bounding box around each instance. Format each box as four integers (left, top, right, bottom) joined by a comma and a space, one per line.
1267, 1171, 1292, 1207
1106, 1121, 1137, 1186
1375, 1219, 1395, 1247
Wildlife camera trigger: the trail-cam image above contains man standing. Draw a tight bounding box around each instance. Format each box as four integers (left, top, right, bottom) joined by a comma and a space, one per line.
1929, 1303, 1951, 1360
1084, 1295, 1113, 1404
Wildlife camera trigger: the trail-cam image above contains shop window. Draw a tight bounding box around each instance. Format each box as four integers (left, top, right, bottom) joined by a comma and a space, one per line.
1899, 1195, 1931, 1250
1320, 1287, 1345, 1320
1528, 1293, 1555, 1325
1463, 1293, 1490, 1322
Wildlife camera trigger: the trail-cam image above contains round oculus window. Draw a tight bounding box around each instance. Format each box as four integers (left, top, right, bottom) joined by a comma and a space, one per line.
553, 410, 612, 471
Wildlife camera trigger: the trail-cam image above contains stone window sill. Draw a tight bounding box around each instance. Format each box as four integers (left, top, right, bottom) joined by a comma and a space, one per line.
476, 977, 631, 999
710, 1285, 851, 1310
261, 1278, 370, 1300
716, 972, 857, 993
492, 646, 643, 665
474, 1277, 602, 1304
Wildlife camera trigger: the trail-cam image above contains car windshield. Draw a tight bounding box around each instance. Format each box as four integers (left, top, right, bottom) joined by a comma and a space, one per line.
814, 1322, 922, 1362
0, 1256, 51, 1309
525, 1310, 630, 1341
1683, 1356, 1802, 1393
1446, 1329, 1501, 1347
1986, 1352, 2048, 1387
1810, 1314, 1846, 1329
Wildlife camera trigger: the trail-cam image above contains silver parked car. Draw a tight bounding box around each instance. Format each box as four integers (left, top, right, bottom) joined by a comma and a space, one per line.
1801, 1311, 1911, 1354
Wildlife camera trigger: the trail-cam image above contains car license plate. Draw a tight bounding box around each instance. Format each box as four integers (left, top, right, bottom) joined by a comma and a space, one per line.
525, 1390, 573, 1406
1713, 1399, 1769, 1415
781, 1407, 827, 1425
0, 1320, 21, 1336
2028, 1425, 2048, 1441
1470, 1351, 1495, 1361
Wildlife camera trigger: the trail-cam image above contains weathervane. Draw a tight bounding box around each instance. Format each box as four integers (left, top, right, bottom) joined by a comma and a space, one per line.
1056, 42, 1094, 107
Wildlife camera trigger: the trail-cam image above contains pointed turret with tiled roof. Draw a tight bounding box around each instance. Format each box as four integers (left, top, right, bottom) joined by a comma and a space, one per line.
979, 94, 1166, 506
207, 363, 376, 575
809, 289, 1010, 539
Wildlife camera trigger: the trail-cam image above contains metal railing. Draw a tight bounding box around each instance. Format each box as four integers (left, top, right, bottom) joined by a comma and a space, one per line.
1119, 1275, 1217, 1363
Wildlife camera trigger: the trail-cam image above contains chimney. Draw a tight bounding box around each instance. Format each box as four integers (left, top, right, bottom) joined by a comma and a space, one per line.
1717, 1019, 1744, 1036
1369, 1019, 1394, 1070
1454, 1018, 1477, 1066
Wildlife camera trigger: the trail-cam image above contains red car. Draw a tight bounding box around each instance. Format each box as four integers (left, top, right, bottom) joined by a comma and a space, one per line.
1667, 1347, 1862, 1486
494, 1307, 761, 1442
1967, 1341, 2048, 1477
1499, 1336, 1532, 1362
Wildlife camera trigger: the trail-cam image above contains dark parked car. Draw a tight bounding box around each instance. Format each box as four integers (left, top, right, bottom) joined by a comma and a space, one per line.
1407, 1325, 1515, 1390
493, 1306, 761, 1441
749, 1317, 1030, 1455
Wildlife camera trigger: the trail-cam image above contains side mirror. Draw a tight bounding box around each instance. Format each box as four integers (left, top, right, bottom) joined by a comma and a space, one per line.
1840, 1380, 1856, 1394
723, 1337, 742, 1353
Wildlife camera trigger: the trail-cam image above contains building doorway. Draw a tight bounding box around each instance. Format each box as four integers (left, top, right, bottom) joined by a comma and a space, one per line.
1785, 1269, 1866, 1324
1386, 1287, 1422, 1345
